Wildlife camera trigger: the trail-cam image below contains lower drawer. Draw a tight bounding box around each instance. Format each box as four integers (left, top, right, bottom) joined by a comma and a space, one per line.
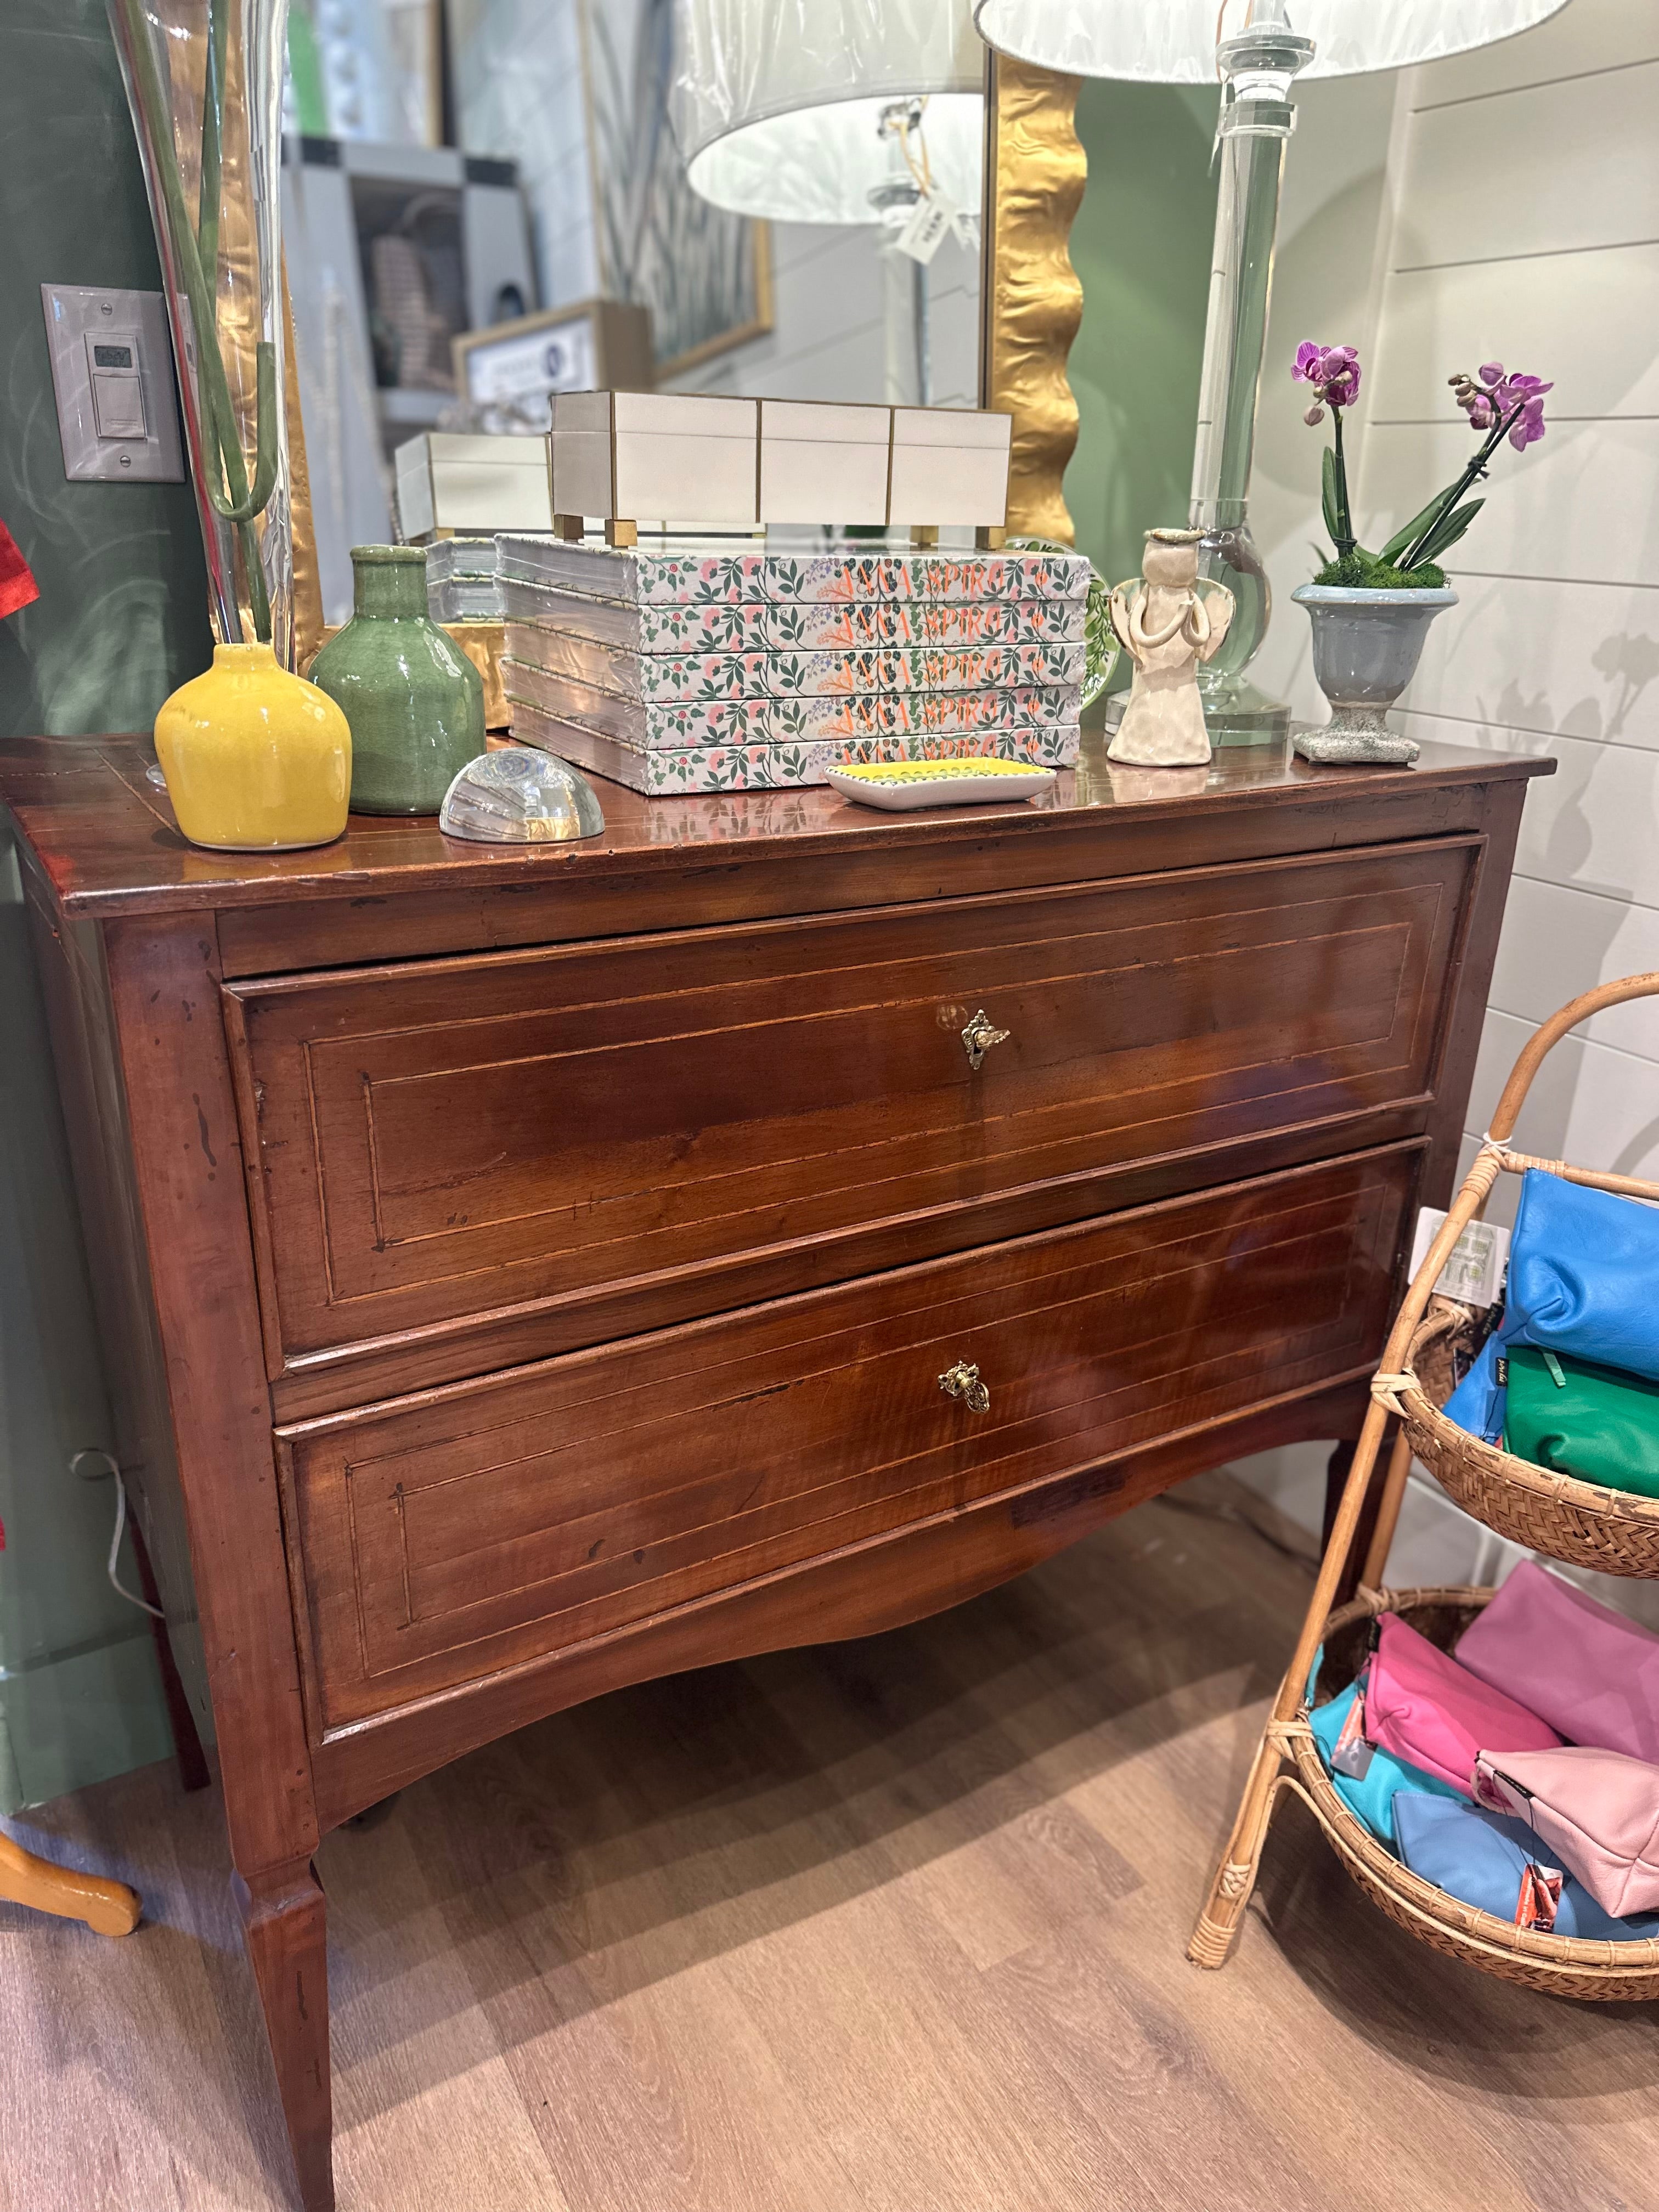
279, 1143, 1419, 1733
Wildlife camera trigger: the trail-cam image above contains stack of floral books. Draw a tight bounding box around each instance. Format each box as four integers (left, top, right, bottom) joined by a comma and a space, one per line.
494, 535, 1089, 794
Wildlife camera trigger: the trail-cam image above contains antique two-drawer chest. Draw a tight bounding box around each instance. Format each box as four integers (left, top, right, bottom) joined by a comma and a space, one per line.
0, 730, 1549, 2209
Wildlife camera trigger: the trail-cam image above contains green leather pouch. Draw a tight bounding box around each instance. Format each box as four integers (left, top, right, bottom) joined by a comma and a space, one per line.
1504, 1345, 1659, 1497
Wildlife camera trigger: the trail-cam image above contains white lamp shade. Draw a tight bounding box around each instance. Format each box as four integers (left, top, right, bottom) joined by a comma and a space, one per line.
971, 0, 1573, 82
676, 0, 985, 225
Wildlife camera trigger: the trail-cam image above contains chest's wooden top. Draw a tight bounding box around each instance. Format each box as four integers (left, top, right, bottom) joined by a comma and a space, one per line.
0, 730, 1553, 919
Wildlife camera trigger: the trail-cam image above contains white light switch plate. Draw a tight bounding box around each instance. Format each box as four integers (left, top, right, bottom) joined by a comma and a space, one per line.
41, 283, 184, 483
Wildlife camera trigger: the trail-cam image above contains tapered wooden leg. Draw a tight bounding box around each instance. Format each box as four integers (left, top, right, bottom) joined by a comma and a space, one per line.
235, 1860, 334, 2212
0, 1828, 140, 1936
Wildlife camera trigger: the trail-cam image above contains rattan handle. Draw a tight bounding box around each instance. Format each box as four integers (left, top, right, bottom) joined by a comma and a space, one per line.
1487, 969, 1659, 1142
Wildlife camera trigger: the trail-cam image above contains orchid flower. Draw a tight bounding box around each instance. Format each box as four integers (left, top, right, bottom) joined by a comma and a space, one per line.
1294, 339, 1363, 554
1451, 363, 1553, 450
1293, 340, 1362, 420
1296, 337, 1553, 580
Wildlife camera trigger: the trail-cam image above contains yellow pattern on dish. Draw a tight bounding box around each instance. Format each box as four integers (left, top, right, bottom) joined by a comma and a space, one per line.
833, 757, 1042, 786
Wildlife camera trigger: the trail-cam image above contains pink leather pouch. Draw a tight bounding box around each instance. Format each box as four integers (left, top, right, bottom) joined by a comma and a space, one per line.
1368, 1612, 1561, 1793
1473, 1746, 1659, 1917
1455, 1561, 1659, 1764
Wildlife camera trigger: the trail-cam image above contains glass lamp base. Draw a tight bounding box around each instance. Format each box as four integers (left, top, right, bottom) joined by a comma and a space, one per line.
1099, 675, 1290, 748
1197, 670, 1291, 747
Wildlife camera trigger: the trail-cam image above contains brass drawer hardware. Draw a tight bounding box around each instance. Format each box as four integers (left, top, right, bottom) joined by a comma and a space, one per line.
938, 1359, 990, 1414
960, 1008, 1011, 1070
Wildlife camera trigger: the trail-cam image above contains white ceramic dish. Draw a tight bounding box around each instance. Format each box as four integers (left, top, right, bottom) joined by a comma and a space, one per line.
823, 758, 1058, 811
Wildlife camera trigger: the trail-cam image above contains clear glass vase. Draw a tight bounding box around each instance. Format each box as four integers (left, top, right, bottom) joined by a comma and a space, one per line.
107, 0, 294, 663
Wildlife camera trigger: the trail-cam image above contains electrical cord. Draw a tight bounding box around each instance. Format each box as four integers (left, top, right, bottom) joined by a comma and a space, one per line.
70, 1447, 165, 1620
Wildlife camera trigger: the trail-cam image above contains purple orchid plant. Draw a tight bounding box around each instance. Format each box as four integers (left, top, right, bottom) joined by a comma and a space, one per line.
1294, 341, 1553, 585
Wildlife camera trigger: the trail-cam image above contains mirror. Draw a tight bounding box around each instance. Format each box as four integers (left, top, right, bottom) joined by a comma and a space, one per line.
282, 0, 988, 623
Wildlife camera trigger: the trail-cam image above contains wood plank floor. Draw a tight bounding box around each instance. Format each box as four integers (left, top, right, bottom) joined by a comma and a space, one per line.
5, 1475, 1657, 2212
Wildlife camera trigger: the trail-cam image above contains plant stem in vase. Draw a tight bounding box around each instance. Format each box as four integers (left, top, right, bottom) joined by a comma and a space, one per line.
107, 0, 293, 662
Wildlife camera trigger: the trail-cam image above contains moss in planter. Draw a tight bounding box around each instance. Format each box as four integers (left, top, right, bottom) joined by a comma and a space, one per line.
1313, 550, 1447, 589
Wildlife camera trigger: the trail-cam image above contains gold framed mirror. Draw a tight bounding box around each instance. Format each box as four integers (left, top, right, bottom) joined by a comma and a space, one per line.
282, 38, 1087, 673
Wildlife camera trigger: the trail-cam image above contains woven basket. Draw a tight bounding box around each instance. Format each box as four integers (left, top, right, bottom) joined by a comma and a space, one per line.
1285, 1587, 1659, 1999
1363, 972, 1659, 1575
1193, 974, 1659, 1983
1391, 1334, 1659, 1577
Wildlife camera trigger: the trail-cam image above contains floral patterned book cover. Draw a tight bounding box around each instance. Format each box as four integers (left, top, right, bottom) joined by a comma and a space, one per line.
498, 578, 1085, 651
509, 704, 1081, 794
496, 535, 1092, 607
501, 620, 1085, 703
502, 658, 1081, 748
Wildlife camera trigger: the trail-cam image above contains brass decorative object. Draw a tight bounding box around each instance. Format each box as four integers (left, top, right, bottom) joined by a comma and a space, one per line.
982, 55, 1086, 544
960, 1008, 1012, 1069
938, 1359, 991, 1414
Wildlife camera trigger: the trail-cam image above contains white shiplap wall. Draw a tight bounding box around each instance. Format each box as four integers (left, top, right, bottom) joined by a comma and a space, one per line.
1367, 0, 1659, 1203
1227, 0, 1659, 1595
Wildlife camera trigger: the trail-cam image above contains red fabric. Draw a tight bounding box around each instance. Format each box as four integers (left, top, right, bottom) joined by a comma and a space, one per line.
0, 517, 40, 621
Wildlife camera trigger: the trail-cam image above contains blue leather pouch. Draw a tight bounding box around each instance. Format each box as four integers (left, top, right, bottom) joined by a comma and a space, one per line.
1442, 1170, 1659, 1443
1392, 1791, 1659, 1941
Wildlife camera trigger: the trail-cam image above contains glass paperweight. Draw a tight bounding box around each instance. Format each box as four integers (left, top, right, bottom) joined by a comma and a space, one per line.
438, 750, 606, 843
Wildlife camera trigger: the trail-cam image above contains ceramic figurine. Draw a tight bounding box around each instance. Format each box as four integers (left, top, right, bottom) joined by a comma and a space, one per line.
1107, 528, 1234, 767
154, 642, 351, 851
309, 545, 485, 814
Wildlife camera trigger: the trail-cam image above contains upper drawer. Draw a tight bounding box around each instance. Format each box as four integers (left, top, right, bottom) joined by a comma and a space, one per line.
278, 1143, 1418, 1733
225, 836, 1476, 1368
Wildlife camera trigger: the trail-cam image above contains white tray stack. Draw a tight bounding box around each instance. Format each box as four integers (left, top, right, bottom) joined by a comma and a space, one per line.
499, 392, 1087, 795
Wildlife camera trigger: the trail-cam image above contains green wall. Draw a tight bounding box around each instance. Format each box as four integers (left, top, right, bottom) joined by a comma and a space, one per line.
0, 0, 213, 741
1064, 82, 1219, 594
0, 0, 208, 1807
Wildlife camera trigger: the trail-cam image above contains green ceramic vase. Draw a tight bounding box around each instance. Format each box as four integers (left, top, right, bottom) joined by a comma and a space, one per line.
310, 545, 485, 814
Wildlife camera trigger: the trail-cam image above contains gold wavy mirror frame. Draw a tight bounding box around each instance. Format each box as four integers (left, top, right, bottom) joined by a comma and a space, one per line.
982, 56, 1086, 544
283, 50, 1087, 642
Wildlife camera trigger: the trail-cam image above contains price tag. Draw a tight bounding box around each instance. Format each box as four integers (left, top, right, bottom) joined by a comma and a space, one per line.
1409, 1206, 1510, 1309
895, 188, 957, 266
1330, 1673, 1374, 1779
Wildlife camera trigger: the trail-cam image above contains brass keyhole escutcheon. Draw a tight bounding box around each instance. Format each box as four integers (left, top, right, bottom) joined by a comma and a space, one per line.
938, 1359, 990, 1414
960, 1008, 1011, 1070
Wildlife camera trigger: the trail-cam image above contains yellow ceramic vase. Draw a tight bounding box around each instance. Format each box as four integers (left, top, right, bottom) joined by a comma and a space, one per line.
155, 643, 351, 851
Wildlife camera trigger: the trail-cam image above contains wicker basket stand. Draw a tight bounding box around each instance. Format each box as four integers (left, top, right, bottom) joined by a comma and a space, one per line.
1188, 970, 1659, 1994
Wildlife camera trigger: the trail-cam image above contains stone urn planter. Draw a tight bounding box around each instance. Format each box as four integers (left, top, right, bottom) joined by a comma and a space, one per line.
1291, 583, 1456, 735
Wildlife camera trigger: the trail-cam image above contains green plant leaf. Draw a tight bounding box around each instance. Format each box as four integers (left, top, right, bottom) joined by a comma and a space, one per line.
1408, 496, 1485, 568
1379, 490, 1455, 565
1321, 445, 1340, 542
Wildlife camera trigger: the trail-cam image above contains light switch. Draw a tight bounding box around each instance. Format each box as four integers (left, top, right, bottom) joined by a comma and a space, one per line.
41, 284, 184, 483
90, 342, 148, 439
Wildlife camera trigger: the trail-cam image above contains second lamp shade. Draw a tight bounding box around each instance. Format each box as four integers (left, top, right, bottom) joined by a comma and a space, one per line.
675, 0, 984, 224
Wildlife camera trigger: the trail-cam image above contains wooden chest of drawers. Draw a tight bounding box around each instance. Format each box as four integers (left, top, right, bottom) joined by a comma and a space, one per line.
0, 731, 1548, 2210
